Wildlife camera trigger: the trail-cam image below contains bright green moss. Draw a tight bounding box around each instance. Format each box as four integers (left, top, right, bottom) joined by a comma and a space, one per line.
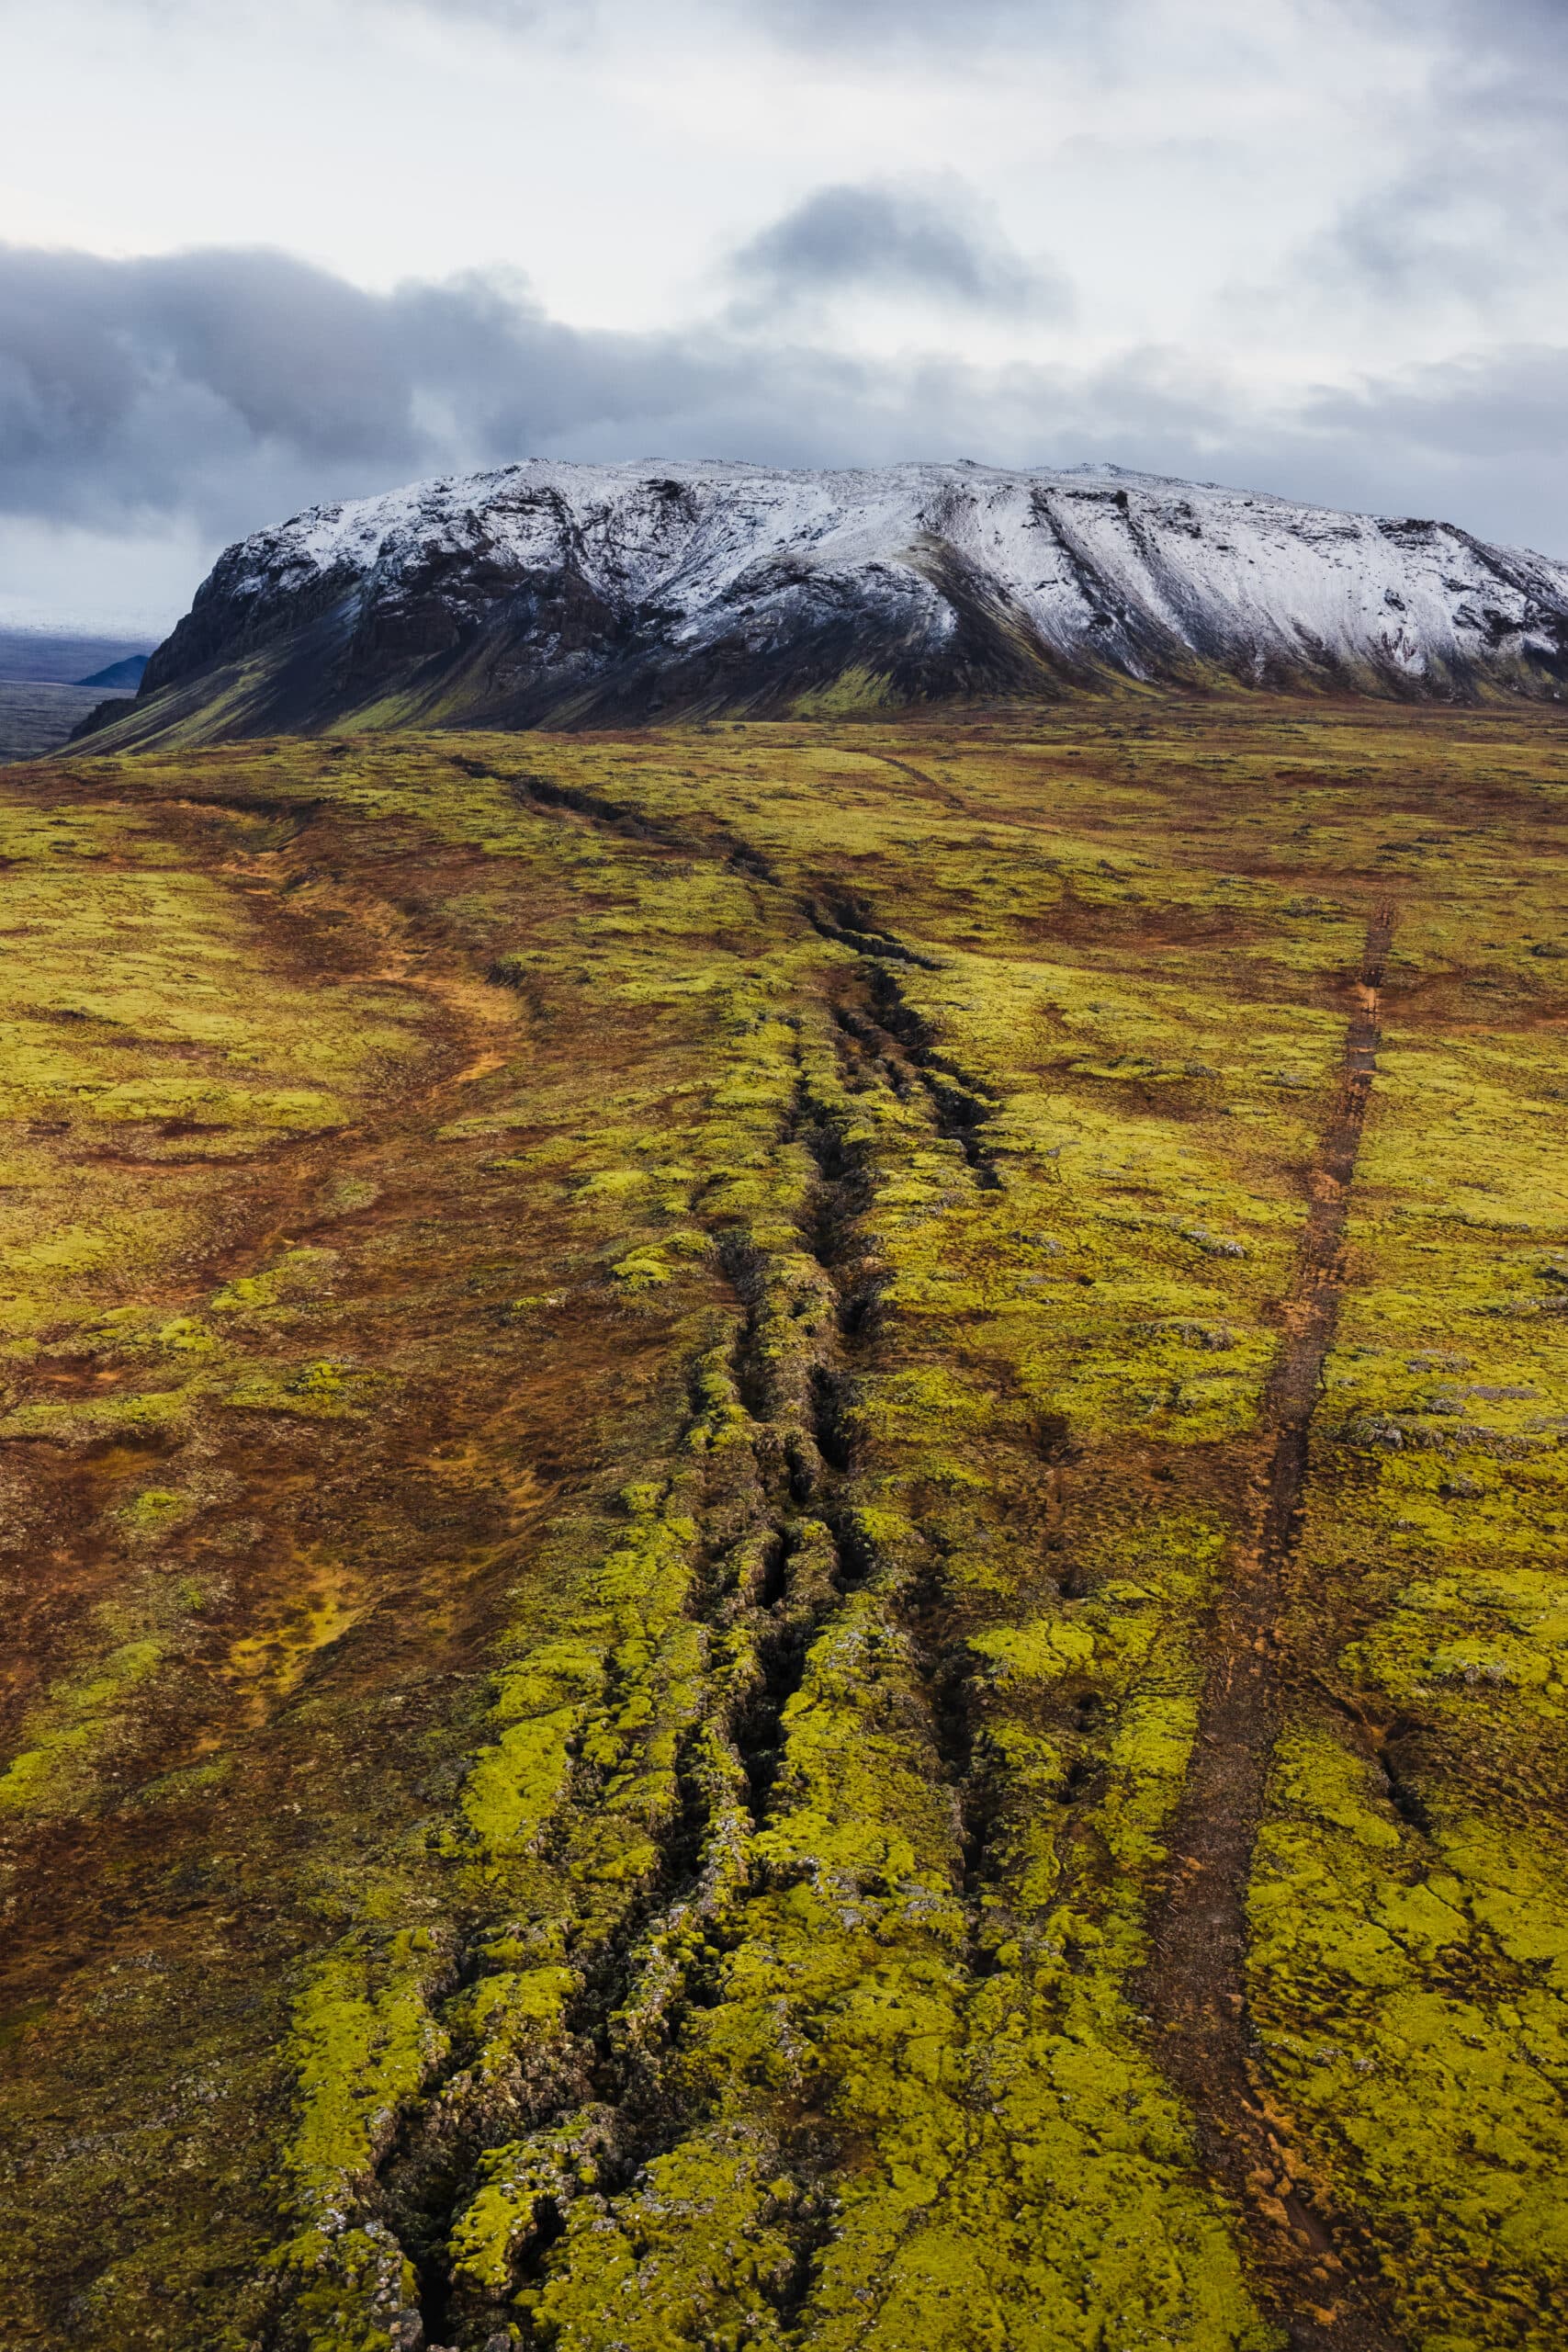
0, 1638, 164, 1815
286, 1933, 452, 2207
220, 1360, 384, 1417
113, 1484, 198, 1539
1245, 922, 1568, 2342
0, 1386, 190, 1443
274, 1932, 456, 2350
209, 1248, 339, 1314
1252, 1736, 1568, 2346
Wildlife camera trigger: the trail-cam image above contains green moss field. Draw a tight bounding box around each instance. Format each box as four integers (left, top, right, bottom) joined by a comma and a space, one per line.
1, 695, 1566, 2352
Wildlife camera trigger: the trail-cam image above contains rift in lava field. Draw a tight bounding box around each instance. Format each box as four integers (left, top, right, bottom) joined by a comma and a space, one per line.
2, 696, 1567, 2352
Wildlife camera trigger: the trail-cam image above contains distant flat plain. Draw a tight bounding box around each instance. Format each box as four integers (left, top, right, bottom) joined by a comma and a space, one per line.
0, 629, 154, 763
0, 682, 121, 763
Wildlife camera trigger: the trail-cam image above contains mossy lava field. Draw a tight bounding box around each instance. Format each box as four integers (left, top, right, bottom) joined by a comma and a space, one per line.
2, 698, 1568, 2352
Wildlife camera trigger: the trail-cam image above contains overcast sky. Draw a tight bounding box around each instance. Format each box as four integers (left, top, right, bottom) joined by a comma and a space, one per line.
2, 0, 1565, 630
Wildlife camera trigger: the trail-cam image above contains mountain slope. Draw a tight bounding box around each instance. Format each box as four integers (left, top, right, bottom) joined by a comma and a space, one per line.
83, 460, 1568, 748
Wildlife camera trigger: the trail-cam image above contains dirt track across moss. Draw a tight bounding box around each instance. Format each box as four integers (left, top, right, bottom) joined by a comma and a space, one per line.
1, 699, 1567, 2352
1145, 902, 1404, 2351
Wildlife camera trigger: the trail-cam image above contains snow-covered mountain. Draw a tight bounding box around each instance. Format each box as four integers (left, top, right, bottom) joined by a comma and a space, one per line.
86, 460, 1568, 747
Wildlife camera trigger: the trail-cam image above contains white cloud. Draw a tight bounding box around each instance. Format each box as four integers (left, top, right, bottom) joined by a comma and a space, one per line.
0, 0, 1563, 622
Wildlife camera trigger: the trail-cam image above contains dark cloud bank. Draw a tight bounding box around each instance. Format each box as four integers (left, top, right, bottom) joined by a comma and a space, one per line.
4, 226, 1567, 599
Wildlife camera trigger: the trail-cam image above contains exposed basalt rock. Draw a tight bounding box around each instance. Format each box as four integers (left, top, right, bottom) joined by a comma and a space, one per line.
90, 459, 1568, 751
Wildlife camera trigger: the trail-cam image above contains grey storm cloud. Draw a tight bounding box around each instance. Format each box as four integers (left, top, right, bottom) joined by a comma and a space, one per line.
0, 243, 738, 533
373, 0, 1128, 60
743, 0, 1090, 47
0, 224, 1067, 551
409, 0, 1049, 33
1369, 0, 1568, 70
4, 236, 1568, 593
1299, 154, 1551, 311
730, 183, 1070, 316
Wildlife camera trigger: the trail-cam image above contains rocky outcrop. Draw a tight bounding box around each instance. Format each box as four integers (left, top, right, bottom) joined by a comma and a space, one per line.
94, 459, 1568, 747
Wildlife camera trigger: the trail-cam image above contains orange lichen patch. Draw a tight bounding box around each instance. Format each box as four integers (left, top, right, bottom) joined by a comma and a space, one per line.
221, 1556, 367, 1721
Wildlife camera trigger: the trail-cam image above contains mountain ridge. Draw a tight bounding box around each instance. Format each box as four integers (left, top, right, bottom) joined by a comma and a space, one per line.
75, 653, 150, 690
80, 459, 1568, 747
